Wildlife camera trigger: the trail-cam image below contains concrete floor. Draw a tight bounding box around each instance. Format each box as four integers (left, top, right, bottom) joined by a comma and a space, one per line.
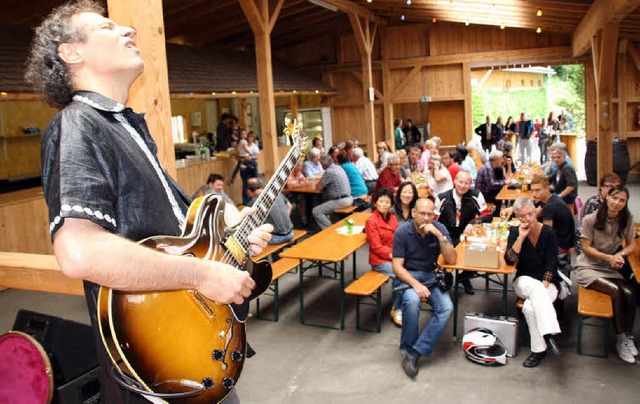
2, 180, 640, 403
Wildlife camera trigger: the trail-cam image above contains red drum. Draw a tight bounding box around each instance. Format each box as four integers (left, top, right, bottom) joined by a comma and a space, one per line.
0, 331, 53, 404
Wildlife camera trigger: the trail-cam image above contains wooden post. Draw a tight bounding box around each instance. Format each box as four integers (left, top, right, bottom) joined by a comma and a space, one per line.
107, 0, 176, 178
618, 39, 628, 140
348, 12, 377, 159
462, 63, 472, 144
237, 0, 283, 179
594, 23, 620, 183
381, 59, 394, 154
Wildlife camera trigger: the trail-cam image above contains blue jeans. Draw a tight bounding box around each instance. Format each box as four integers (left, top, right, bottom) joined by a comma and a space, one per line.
394, 270, 453, 357
372, 262, 402, 311
269, 230, 294, 245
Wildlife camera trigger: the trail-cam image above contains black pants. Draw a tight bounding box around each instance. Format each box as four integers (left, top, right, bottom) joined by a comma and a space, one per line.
588, 277, 636, 334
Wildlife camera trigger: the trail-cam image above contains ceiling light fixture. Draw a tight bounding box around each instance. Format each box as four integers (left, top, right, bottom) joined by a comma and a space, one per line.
537, 9, 542, 17
308, 0, 338, 12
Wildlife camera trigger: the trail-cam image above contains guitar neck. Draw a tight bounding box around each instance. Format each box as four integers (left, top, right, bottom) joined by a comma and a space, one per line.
233, 146, 303, 250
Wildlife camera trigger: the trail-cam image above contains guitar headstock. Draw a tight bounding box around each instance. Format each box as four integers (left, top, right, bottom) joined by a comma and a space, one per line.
283, 120, 307, 154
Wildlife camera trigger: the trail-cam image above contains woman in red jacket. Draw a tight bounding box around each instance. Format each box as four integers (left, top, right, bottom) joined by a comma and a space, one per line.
365, 187, 402, 326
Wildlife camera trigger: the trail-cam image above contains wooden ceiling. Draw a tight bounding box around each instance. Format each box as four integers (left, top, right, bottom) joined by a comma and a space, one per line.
1, 0, 639, 50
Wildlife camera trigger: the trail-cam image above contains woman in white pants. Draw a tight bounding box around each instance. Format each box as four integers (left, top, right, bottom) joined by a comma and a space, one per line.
505, 197, 562, 368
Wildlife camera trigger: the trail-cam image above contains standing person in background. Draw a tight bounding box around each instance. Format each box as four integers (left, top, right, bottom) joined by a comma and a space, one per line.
230, 129, 248, 184
517, 112, 534, 164
365, 188, 402, 326
475, 115, 494, 152
575, 185, 637, 364
394, 118, 405, 150
25, 2, 273, 401
216, 112, 232, 151
538, 118, 552, 164
505, 116, 517, 133
403, 118, 421, 146
493, 116, 505, 145
240, 131, 259, 205
229, 115, 240, 148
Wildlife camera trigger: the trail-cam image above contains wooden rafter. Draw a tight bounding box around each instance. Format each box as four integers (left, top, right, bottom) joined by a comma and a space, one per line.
572, 0, 640, 57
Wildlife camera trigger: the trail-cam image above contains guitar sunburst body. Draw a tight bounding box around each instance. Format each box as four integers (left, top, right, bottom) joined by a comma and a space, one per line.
98, 122, 306, 403
98, 195, 271, 403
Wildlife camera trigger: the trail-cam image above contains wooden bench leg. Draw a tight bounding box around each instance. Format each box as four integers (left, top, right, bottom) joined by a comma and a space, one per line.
577, 315, 610, 358
353, 288, 384, 333
256, 280, 280, 322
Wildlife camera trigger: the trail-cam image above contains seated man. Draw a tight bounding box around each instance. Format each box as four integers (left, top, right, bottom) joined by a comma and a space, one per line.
505, 197, 561, 367
426, 155, 453, 196
246, 178, 294, 245
442, 151, 461, 181
407, 146, 424, 174
392, 198, 456, 378
530, 175, 576, 254
435, 171, 488, 295
548, 148, 578, 204
475, 150, 508, 204
302, 147, 324, 178
192, 173, 235, 205
312, 155, 352, 229
352, 147, 378, 195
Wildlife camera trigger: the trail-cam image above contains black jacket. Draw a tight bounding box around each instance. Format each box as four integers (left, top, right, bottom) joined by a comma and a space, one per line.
437, 188, 484, 245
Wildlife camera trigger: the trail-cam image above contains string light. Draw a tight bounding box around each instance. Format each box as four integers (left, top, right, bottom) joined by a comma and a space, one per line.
537, 9, 542, 17
401, 14, 406, 21
432, 17, 437, 23
406, 0, 411, 5
367, 0, 372, 3
500, 24, 505, 29
536, 26, 542, 34
465, 21, 470, 26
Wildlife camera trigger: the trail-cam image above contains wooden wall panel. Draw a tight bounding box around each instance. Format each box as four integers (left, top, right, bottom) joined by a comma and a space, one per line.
428, 101, 465, 145
273, 32, 339, 67
427, 65, 465, 97
395, 103, 430, 129
0, 101, 58, 137
330, 72, 364, 105
339, 33, 361, 64
381, 24, 429, 59
429, 24, 571, 56
0, 189, 52, 254
0, 137, 41, 179
331, 106, 364, 144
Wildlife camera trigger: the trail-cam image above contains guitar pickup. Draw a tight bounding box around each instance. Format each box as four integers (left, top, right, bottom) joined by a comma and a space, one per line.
222, 236, 248, 266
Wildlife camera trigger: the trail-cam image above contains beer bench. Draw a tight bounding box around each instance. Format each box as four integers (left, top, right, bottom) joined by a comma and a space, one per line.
0, 252, 84, 296
577, 286, 613, 358
334, 195, 371, 215
255, 258, 300, 321
344, 271, 390, 333
253, 229, 307, 261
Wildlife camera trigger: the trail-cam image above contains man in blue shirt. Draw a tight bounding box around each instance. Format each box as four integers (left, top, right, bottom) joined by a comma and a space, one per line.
392, 198, 457, 378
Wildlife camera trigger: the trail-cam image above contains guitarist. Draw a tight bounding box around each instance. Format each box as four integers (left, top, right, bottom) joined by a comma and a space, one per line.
25, 1, 273, 402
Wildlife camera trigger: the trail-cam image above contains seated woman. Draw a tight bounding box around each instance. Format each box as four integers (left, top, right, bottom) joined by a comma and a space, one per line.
392, 181, 418, 224
337, 151, 368, 199
581, 173, 621, 219
575, 185, 637, 363
373, 154, 403, 197
365, 188, 402, 326
375, 142, 391, 173
505, 197, 561, 368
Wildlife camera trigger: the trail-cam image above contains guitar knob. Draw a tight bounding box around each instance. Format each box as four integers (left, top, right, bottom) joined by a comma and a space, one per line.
230, 351, 243, 362
202, 378, 214, 390
212, 349, 224, 361
222, 377, 235, 390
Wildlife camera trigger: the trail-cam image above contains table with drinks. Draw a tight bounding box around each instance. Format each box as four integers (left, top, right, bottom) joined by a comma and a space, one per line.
439, 220, 516, 339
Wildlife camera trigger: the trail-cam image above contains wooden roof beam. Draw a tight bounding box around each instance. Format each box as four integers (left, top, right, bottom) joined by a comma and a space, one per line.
309, 0, 382, 23
572, 0, 640, 57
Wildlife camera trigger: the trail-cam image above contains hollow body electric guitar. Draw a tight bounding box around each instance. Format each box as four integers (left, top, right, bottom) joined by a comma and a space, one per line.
97, 123, 306, 403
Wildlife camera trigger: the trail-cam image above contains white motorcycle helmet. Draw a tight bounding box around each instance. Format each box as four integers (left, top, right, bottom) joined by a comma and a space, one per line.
462, 327, 508, 366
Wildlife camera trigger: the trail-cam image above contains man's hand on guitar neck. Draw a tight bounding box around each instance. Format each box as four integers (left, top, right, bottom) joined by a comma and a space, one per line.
232, 206, 274, 257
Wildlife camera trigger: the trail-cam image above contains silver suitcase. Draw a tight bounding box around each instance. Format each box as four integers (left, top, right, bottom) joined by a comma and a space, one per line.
464, 312, 519, 357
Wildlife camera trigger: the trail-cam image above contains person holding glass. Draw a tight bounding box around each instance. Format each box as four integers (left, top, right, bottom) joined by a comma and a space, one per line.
575, 185, 637, 363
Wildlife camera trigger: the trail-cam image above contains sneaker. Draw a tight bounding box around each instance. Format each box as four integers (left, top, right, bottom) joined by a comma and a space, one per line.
390, 309, 402, 327
616, 339, 636, 364
627, 335, 638, 356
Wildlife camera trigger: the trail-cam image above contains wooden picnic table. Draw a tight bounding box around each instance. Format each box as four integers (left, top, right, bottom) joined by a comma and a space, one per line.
438, 241, 516, 339
280, 211, 371, 330
495, 184, 533, 201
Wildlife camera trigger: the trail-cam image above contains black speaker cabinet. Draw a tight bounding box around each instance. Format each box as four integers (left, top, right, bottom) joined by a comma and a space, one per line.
12, 309, 102, 403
